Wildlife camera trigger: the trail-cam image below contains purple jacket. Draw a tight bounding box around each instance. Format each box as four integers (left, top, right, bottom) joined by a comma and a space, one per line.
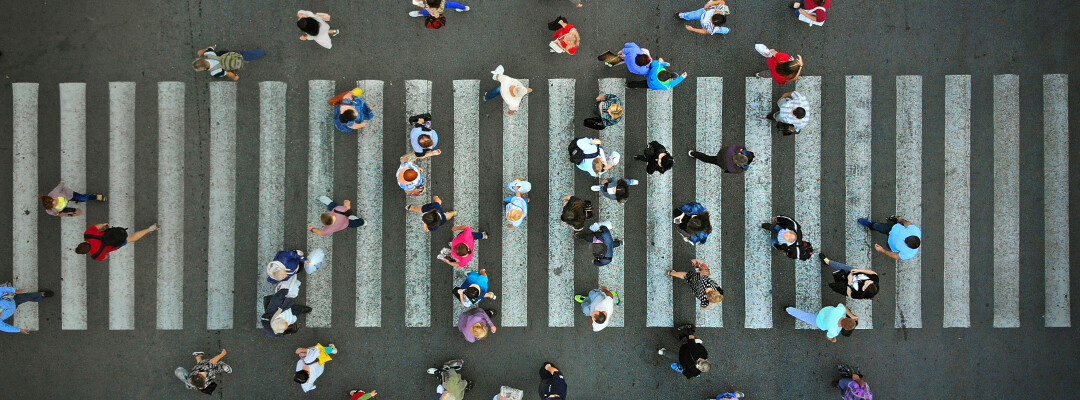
457, 308, 494, 342
621, 42, 651, 76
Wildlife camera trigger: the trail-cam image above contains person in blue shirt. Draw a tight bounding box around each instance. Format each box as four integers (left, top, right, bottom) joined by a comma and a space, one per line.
453, 269, 497, 308
0, 285, 53, 334
857, 215, 922, 260
678, 0, 731, 36
619, 42, 653, 76
576, 221, 622, 266
333, 91, 375, 133
408, 113, 442, 159
627, 58, 687, 90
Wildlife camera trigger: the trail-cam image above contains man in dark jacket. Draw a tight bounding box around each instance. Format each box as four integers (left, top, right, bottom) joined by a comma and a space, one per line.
260, 289, 311, 337
689, 143, 754, 173
657, 324, 711, 379
576, 221, 622, 266
762, 215, 813, 260
632, 140, 673, 174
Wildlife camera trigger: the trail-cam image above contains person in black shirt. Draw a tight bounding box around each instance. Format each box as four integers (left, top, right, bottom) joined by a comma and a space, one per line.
657, 324, 711, 379
559, 195, 595, 232
819, 253, 880, 299
538, 362, 568, 399
631, 140, 673, 174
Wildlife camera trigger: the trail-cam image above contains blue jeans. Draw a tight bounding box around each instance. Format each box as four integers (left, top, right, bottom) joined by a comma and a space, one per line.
785, 306, 818, 327
471, 232, 486, 240
419, 1, 466, 15
828, 260, 853, 272
768, 225, 781, 245
236, 49, 265, 62
484, 85, 501, 101
858, 218, 894, 235
679, 8, 707, 21
69, 191, 97, 203
838, 378, 854, 390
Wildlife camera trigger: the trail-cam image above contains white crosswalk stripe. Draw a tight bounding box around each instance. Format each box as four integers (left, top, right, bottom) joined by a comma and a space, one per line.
5, 76, 1074, 332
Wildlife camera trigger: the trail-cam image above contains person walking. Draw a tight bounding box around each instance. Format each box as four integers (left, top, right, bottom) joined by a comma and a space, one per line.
410, 0, 470, 18
575, 286, 618, 332
349, 389, 378, 400
504, 179, 530, 228
295, 343, 338, 392
665, 259, 723, 310
458, 307, 498, 342
793, 0, 832, 26
754, 46, 803, 85
309, 196, 365, 236
619, 42, 653, 76
760, 215, 813, 260
711, 391, 746, 399
265, 249, 322, 285
548, 17, 580, 55
439, 226, 488, 268
785, 303, 859, 342
592, 178, 639, 204
396, 159, 427, 196
858, 215, 922, 260
538, 363, 568, 399
175, 349, 231, 395
39, 181, 105, 217
559, 195, 595, 232
296, 10, 339, 49
330, 88, 375, 133
819, 253, 880, 300
657, 324, 711, 379
673, 202, 713, 245
427, 359, 470, 400
409, 195, 457, 232
834, 364, 873, 399
583, 94, 623, 130
632, 141, 673, 174
576, 221, 622, 266
677, 0, 731, 36
689, 143, 754, 173
261, 288, 312, 337
485, 66, 532, 115
0, 285, 53, 334
765, 91, 810, 135
192, 45, 265, 81
408, 113, 442, 159
454, 269, 497, 308
569, 137, 620, 177
76, 222, 158, 261
627, 58, 687, 90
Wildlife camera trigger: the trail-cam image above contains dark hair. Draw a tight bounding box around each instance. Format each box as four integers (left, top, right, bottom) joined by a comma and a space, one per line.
297, 17, 320, 36
660, 156, 673, 169
905, 236, 921, 249
591, 242, 608, 256
426, 0, 441, 7
283, 324, 300, 335
294, 370, 310, 384
339, 109, 358, 124
422, 210, 441, 228
711, 14, 726, 26
793, 107, 806, 119
38, 195, 54, 210
189, 373, 207, 389
463, 286, 480, 300
453, 243, 471, 256
614, 180, 630, 203
635, 54, 651, 67
861, 282, 879, 299
840, 318, 857, 330
75, 242, 91, 254
657, 69, 675, 82
418, 134, 434, 148
686, 212, 713, 233
776, 60, 802, 77
593, 312, 607, 324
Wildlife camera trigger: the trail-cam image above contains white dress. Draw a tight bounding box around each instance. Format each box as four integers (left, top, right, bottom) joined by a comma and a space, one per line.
298, 10, 332, 49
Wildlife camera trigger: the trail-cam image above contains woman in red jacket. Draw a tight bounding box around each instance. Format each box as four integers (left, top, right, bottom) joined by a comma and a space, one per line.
548, 17, 580, 55
754, 47, 803, 85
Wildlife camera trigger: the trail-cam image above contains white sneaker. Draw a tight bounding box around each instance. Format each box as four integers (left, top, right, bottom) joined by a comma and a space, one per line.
658, 347, 666, 355
491, 65, 504, 80
626, 179, 639, 185
590, 185, 603, 192
427, 367, 439, 375
408, 10, 423, 17
456, 6, 469, 11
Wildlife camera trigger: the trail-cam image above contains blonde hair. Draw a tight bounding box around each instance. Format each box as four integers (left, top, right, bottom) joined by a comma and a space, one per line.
592, 157, 605, 173
192, 59, 210, 71
696, 359, 712, 373
471, 323, 489, 339
507, 208, 523, 221
707, 290, 724, 304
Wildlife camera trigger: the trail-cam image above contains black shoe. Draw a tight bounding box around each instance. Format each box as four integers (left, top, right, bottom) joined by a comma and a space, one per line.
760, 223, 773, 230
765, 114, 775, 121
818, 253, 828, 265
300, 306, 313, 314
612, 239, 623, 247
484, 308, 497, 318
465, 380, 475, 391
886, 215, 900, 223
39, 290, 55, 298
633, 155, 648, 161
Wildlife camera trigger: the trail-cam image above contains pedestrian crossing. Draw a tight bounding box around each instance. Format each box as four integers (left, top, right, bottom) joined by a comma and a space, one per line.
5, 75, 1073, 331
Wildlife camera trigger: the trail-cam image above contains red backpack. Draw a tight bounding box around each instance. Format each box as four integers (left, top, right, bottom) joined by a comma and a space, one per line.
425, 15, 446, 29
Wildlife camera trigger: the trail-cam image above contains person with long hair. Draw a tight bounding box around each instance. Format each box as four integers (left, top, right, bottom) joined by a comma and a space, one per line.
559, 195, 595, 232
296, 10, 339, 49
548, 17, 580, 55
408, 195, 457, 232
754, 46, 804, 85
674, 202, 713, 245
438, 226, 488, 268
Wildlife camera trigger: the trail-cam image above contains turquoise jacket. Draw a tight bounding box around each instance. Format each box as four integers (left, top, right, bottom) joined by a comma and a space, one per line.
645, 60, 686, 90
0, 287, 20, 333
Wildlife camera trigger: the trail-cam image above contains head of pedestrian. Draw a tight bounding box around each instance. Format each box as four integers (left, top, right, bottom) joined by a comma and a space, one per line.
506, 208, 524, 223
687, 213, 713, 233
734, 152, 751, 168
268, 261, 289, 282
711, 13, 727, 26
273, 318, 301, 335
696, 359, 713, 374
188, 372, 208, 389
659, 154, 673, 170
470, 322, 489, 339
591, 158, 606, 174
592, 310, 608, 324
463, 286, 481, 301
793, 107, 806, 119
840, 317, 857, 330
297, 16, 320, 36
191, 59, 211, 71
657, 69, 676, 83
613, 179, 631, 203
418, 134, 435, 149
453, 243, 472, 258
706, 288, 723, 304
402, 168, 419, 183
776, 59, 803, 77
422, 210, 442, 229
339, 109, 358, 124
782, 230, 798, 243
320, 212, 336, 227
294, 370, 310, 385
861, 282, 880, 299
607, 103, 624, 119
37, 195, 56, 210
74, 242, 92, 255
905, 236, 921, 249
635, 54, 652, 67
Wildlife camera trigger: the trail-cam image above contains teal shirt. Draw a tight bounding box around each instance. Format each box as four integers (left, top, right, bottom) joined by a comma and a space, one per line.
888, 224, 922, 260
816, 303, 848, 338
645, 60, 686, 90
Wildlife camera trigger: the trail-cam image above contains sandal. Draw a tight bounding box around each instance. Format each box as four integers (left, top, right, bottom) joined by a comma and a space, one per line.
96, 195, 108, 202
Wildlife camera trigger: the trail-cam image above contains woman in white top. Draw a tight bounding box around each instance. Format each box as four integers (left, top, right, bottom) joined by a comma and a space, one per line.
297, 10, 339, 49
484, 65, 532, 115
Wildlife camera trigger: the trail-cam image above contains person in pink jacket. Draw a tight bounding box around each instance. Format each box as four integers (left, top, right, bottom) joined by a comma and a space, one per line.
439, 226, 489, 268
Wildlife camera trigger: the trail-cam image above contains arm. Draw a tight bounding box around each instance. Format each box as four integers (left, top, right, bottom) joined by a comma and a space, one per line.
798, 9, 818, 20
225, 71, 239, 81
208, 349, 227, 364
601, 286, 614, 297
897, 217, 913, 226
440, 258, 461, 268
704, 0, 725, 7
433, 195, 442, 204
849, 268, 875, 275
451, 225, 467, 232
315, 12, 331, 21
685, 26, 711, 35
308, 225, 325, 236
93, 223, 110, 230
342, 200, 352, 210
0, 319, 23, 333
196, 46, 215, 57
873, 244, 900, 260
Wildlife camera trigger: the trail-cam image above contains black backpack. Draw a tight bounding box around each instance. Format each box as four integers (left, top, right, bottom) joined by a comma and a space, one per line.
89, 227, 129, 247
792, 240, 814, 260
567, 137, 600, 164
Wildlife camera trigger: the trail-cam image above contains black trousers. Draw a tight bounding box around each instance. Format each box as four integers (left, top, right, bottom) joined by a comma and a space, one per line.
690, 150, 721, 166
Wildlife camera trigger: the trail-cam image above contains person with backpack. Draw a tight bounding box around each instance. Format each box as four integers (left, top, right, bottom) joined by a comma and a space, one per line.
765, 91, 810, 135
632, 141, 673, 174
175, 349, 232, 395
760, 215, 813, 260
296, 10, 339, 49
453, 269, 497, 308
408, 195, 457, 232
677, 0, 731, 36
689, 143, 754, 173
192, 45, 265, 81
575, 286, 618, 332
834, 364, 873, 399
674, 202, 713, 245
576, 221, 622, 266
408, 113, 442, 159
583, 94, 623, 130
309, 196, 365, 236
569, 137, 620, 177
39, 181, 105, 217
785, 303, 859, 342
438, 226, 488, 268
818, 252, 880, 300
627, 58, 687, 90
261, 288, 312, 337
1, 285, 54, 334
559, 195, 595, 232
330, 88, 375, 133
75, 222, 158, 261
592, 178, 639, 204
666, 259, 723, 310
619, 42, 653, 76
485, 65, 532, 115
410, 0, 470, 30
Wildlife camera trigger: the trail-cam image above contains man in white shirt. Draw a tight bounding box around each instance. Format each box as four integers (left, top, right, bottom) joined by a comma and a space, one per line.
575, 286, 618, 331
766, 91, 810, 133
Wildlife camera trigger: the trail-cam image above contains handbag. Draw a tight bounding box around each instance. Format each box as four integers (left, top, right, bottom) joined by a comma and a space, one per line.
798, 6, 826, 26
